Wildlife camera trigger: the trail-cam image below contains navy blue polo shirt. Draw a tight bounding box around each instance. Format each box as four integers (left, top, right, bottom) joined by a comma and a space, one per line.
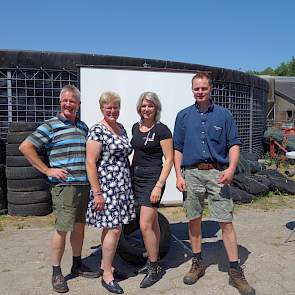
173, 103, 241, 167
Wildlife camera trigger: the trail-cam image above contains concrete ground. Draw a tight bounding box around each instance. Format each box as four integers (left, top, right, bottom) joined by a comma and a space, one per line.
0, 206, 295, 295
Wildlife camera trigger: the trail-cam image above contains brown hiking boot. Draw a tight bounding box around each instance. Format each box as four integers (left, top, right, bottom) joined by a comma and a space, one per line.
52, 274, 69, 293
183, 257, 205, 285
228, 266, 255, 295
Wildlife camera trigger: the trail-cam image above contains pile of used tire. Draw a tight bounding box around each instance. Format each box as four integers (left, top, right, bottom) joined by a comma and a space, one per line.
6, 122, 52, 216
0, 139, 7, 214
229, 151, 295, 204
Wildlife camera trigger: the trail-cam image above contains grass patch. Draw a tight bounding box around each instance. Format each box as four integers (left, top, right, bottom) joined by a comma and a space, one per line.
0, 213, 54, 229
160, 202, 210, 219
202, 205, 209, 217
16, 223, 25, 230
160, 191, 295, 221
159, 206, 185, 219
0, 215, 7, 221
0, 214, 6, 230
0, 191, 294, 229
235, 191, 295, 211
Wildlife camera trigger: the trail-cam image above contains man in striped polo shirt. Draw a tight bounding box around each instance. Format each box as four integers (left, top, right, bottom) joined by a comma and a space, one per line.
20, 85, 100, 293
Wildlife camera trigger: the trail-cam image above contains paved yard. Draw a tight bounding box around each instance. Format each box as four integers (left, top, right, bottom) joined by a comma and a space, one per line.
0, 204, 295, 295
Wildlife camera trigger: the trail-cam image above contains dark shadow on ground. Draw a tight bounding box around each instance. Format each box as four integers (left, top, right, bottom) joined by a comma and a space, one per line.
68, 220, 252, 281
75, 245, 139, 282
159, 220, 221, 270
162, 221, 251, 272
203, 240, 251, 272
64, 246, 103, 282
170, 220, 220, 240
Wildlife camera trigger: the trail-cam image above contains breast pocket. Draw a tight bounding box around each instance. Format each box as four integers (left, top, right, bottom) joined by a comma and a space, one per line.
209, 125, 223, 143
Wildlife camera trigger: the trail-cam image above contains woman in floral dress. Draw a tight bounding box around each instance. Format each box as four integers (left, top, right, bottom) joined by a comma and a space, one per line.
86, 91, 135, 294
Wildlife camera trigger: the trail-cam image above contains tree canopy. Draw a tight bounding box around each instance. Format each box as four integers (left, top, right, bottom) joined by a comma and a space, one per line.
247, 57, 295, 77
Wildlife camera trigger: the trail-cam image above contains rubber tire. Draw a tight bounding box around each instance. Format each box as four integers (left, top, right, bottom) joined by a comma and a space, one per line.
6, 143, 46, 157
0, 142, 5, 164
0, 208, 8, 215
6, 144, 22, 156
0, 164, 5, 178
7, 178, 49, 192
7, 131, 32, 144
0, 164, 6, 187
8, 202, 52, 216
0, 187, 7, 210
6, 156, 32, 167
6, 156, 46, 167
7, 190, 51, 205
6, 166, 45, 180
257, 169, 295, 194
228, 186, 254, 204
8, 122, 40, 132
117, 211, 171, 266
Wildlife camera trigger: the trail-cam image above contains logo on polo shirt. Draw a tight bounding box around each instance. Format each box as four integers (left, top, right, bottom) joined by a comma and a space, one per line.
213, 125, 222, 131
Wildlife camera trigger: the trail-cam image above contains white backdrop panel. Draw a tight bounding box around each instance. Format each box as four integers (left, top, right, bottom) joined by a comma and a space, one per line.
80, 67, 195, 204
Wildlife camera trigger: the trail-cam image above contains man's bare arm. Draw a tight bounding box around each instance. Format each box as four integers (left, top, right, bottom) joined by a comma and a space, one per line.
174, 150, 186, 192
19, 140, 68, 180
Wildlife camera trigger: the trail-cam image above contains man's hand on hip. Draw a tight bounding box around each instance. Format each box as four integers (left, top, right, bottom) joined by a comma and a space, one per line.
46, 168, 68, 180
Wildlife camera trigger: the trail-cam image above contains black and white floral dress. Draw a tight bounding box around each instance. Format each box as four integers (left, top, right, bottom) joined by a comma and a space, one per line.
86, 123, 136, 228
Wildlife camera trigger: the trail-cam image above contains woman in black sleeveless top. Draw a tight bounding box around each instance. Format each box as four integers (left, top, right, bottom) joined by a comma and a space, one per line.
131, 91, 173, 288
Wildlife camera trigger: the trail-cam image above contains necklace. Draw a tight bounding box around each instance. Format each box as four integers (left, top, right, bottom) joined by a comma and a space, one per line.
139, 121, 155, 133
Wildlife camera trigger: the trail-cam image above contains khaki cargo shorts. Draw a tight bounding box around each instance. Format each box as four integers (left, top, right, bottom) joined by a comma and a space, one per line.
51, 185, 90, 232
183, 168, 234, 222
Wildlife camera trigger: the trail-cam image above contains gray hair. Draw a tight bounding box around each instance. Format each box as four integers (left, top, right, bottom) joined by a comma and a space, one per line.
136, 91, 162, 123
60, 85, 81, 102
99, 91, 121, 111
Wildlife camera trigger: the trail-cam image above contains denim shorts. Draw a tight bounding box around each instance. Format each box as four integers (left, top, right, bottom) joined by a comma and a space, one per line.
183, 168, 234, 222
132, 166, 165, 208
51, 185, 89, 232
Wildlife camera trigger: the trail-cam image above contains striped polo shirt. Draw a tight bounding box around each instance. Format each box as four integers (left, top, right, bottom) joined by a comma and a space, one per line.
27, 114, 89, 185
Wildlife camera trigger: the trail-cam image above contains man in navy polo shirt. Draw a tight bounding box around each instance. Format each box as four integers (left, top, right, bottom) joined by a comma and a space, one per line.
20, 85, 100, 293
173, 72, 255, 295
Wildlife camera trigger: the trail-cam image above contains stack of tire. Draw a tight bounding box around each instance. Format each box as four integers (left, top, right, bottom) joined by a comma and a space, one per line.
6, 122, 52, 216
0, 140, 7, 214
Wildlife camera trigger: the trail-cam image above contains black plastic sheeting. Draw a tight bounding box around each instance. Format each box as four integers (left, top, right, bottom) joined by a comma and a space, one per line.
0, 49, 268, 90
230, 152, 295, 203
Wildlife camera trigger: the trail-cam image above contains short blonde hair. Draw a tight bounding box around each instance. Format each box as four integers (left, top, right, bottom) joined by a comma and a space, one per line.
136, 91, 162, 123
99, 91, 121, 111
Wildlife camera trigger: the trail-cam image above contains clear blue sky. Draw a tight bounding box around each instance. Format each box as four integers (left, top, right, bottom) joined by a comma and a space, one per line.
1, 0, 294, 72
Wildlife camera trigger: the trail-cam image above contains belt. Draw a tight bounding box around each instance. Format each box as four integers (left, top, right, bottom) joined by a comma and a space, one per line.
184, 162, 220, 170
